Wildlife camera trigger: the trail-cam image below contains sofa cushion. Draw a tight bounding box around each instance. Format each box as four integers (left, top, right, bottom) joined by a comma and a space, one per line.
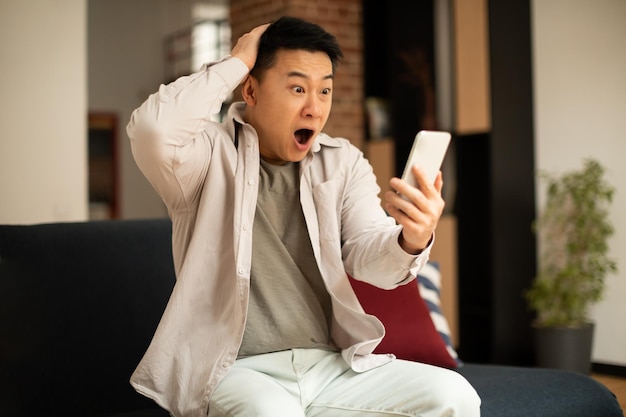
458, 364, 624, 417
349, 262, 460, 368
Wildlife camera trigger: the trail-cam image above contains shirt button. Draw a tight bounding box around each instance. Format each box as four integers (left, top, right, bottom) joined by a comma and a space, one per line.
248, 179, 255, 185
238, 268, 244, 275
243, 224, 248, 231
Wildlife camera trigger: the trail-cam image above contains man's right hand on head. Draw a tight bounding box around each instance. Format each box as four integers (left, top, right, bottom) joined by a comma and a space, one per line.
231, 23, 270, 71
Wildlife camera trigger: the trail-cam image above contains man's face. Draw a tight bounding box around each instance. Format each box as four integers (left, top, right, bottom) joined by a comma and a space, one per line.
242, 49, 334, 165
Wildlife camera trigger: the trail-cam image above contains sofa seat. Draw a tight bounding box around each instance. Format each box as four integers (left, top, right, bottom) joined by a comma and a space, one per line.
458, 364, 622, 417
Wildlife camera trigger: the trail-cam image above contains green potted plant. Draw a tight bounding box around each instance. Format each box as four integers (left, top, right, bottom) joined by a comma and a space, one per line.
525, 158, 617, 374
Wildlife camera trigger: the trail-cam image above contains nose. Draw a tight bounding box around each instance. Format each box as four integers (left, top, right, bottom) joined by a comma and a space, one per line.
302, 94, 323, 119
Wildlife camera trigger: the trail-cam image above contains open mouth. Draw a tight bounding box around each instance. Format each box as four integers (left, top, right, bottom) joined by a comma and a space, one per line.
295, 129, 314, 145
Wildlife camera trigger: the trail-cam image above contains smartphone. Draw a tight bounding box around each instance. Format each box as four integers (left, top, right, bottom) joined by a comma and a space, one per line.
400, 130, 451, 190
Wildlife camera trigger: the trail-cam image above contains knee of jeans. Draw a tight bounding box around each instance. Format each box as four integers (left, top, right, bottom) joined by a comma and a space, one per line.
433, 371, 481, 416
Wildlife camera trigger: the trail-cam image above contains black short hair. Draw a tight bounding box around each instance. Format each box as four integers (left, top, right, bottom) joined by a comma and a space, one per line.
250, 16, 344, 80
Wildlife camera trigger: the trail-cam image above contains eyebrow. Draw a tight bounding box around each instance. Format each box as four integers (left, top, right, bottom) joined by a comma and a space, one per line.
287, 71, 334, 81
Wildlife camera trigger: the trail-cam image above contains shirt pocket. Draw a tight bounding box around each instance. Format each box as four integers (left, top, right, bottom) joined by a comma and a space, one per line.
312, 179, 343, 244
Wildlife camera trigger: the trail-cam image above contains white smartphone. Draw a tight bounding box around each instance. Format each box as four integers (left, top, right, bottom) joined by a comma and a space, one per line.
400, 130, 451, 190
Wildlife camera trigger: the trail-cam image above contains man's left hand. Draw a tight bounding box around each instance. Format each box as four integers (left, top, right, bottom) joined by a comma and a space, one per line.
385, 165, 445, 254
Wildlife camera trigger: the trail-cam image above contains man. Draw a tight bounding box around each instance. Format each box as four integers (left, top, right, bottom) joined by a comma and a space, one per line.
127, 16, 480, 417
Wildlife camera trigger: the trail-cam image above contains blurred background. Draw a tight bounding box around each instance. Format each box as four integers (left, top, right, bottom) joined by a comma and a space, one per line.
0, 0, 624, 375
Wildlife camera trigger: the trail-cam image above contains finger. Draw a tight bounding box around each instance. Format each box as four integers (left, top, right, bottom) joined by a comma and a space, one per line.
385, 202, 421, 227
385, 189, 424, 221
250, 22, 271, 36
389, 176, 428, 209
411, 165, 438, 194
433, 171, 444, 193
232, 23, 271, 69
413, 167, 445, 201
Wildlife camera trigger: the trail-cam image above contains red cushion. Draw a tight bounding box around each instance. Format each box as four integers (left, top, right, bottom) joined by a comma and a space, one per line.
348, 275, 458, 368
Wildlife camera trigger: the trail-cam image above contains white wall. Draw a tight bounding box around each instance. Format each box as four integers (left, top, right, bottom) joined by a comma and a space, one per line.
0, 0, 87, 224
532, 0, 626, 366
88, 0, 191, 219
88, 0, 228, 218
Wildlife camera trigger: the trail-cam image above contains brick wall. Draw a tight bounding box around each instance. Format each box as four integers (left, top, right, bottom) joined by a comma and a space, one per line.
230, 0, 365, 150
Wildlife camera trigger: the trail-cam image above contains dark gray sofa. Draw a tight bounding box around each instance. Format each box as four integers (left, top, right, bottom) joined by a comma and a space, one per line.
0, 219, 623, 417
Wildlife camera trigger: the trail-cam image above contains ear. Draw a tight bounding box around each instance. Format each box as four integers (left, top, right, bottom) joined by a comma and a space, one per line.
241, 75, 258, 106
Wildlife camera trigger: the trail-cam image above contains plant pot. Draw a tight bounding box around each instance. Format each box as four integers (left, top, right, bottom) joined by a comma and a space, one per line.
532, 322, 594, 374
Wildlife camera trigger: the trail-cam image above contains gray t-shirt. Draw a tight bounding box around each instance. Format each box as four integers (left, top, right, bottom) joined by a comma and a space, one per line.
238, 160, 335, 357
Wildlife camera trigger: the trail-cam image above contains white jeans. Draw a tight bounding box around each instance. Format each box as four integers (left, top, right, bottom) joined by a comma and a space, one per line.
207, 349, 481, 417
